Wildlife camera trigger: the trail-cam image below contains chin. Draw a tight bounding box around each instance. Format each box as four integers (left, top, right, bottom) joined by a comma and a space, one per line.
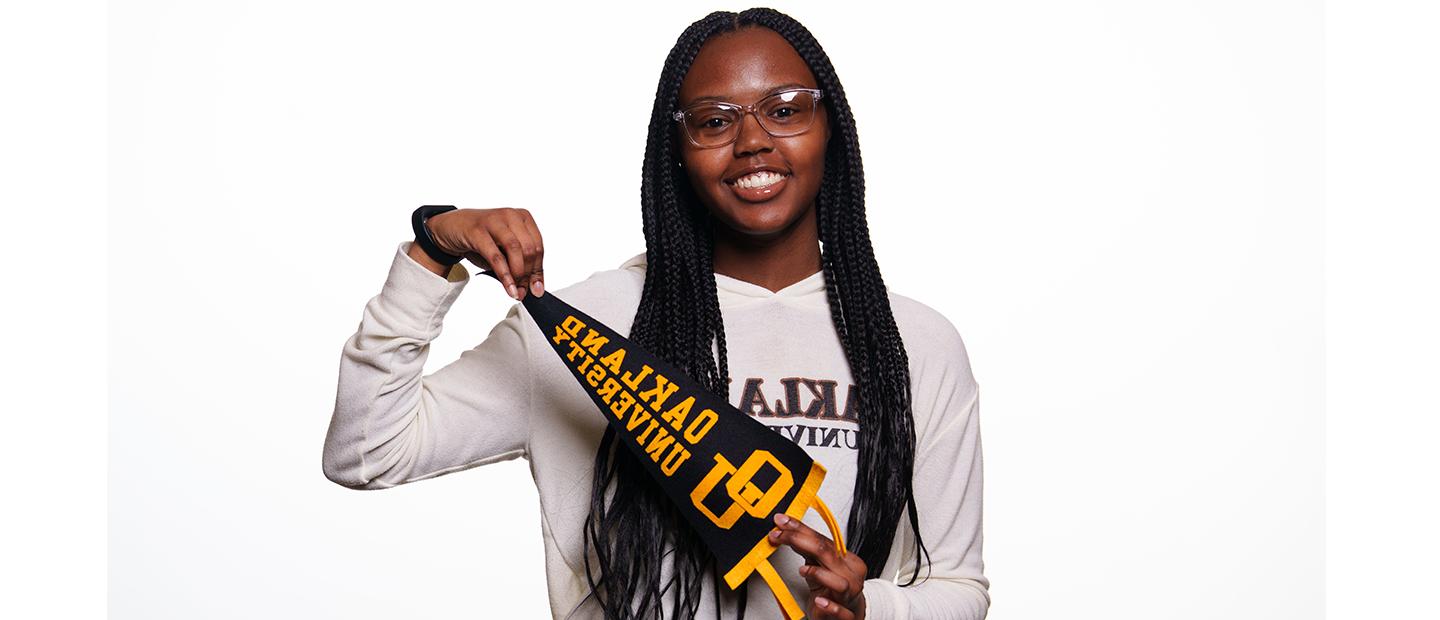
714, 209, 803, 239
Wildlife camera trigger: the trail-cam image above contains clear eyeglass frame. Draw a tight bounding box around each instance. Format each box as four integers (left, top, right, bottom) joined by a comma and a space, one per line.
671, 87, 825, 149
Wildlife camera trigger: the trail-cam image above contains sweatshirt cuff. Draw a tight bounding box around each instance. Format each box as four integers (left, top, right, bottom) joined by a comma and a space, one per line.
378, 241, 471, 332
861, 579, 905, 620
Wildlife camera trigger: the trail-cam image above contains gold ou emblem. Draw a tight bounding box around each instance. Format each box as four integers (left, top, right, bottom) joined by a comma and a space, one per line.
690, 450, 794, 529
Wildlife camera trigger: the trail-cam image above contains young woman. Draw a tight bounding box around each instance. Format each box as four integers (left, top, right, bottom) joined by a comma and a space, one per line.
323, 8, 989, 619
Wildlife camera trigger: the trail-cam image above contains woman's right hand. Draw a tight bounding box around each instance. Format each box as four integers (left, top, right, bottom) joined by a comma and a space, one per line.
413, 207, 544, 300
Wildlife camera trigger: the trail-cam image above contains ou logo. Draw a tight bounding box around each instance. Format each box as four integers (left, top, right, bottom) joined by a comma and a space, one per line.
690, 450, 794, 529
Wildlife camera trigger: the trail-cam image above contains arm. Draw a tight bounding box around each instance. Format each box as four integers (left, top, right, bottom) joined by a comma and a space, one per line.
321, 241, 534, 489
862, 332, 990, 619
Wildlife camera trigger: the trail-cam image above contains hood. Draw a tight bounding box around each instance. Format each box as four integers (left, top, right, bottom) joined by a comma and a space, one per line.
618, 252, 827, 301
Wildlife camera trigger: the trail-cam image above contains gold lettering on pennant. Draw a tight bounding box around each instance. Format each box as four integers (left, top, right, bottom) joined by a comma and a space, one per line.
600, 348, 626, 374
636, 418, 661, 443
684, 408, 718, 443
585, 362, 606, 387
625, 407, 653, 432
580, 329, 609, 355
661, 395, 694, 430
544, 316, 714, 481
639, 374, 679, 411
644, 427, 675, 461
620, 364, 653, 391
598, 377, 621, 403
660, 443, 691, 476
610, 391, 636, 420
561, 316, 585, 339
690, 451, 794, 529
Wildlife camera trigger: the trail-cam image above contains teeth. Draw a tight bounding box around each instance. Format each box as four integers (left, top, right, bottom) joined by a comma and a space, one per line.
736, 171, 784, 189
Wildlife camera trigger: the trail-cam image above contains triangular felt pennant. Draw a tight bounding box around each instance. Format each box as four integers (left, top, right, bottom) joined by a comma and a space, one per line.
479, 271, 847, 619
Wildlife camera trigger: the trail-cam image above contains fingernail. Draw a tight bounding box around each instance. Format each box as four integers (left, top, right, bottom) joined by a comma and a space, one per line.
531, 279, 543, 296
769, 528, 781, 540
775, 513, 790, 526
815, 597, 830, 609
507, 284, 518, 300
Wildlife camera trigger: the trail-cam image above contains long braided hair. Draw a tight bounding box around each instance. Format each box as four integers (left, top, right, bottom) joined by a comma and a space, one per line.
581, 8, 932, 618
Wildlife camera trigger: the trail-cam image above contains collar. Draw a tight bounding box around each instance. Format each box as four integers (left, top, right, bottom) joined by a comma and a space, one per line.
618, 252, 826, 300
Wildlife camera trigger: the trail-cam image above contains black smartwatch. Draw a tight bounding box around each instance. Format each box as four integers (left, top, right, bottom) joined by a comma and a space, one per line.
411, 205, 463, 266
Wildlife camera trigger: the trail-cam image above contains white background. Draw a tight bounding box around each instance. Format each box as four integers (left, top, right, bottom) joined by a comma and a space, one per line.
5, 0, 1435, 618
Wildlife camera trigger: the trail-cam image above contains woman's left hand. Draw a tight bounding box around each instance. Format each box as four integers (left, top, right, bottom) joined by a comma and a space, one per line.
768, 513, 868, 619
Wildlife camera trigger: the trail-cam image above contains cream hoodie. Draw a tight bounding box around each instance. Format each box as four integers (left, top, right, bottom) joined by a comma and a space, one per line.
323, 241, 990, 619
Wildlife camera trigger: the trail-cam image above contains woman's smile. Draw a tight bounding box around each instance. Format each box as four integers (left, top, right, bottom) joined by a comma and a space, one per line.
727, 170, 791, 202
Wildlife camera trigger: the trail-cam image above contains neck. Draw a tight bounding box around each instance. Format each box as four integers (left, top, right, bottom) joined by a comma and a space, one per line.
710, 207, 823, 294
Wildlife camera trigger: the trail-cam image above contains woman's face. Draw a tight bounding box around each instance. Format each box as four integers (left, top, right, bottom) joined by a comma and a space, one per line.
676, 27, 830, 242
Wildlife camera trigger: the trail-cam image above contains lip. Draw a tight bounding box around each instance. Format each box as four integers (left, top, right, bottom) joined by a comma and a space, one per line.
724, 164, 790, 184
728, 171, 790, 203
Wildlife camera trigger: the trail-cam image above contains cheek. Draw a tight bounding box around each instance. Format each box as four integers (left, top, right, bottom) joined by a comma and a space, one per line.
677, 155, 728, 209
686, 156, 730, 188
792, 137, 829, 183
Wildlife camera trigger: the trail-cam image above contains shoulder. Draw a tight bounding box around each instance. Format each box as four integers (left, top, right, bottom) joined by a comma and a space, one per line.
543, 252, 647, 337
886, 290, 974, 381
885, 289, 983, 452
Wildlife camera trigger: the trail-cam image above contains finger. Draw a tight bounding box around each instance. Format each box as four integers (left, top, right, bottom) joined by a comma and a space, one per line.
770, 513, 866, 611
799, 563, 849, 595
840, 547, 868, 578
468, 231, 518, 300
493, 221, 532, 299
499, 209, 536, 277
515, 209, 545, 296
811, 595, 856, 620
769, 514, 845, 572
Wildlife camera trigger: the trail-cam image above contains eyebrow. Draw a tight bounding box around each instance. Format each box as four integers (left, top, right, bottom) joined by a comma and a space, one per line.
685, 82, 813, 105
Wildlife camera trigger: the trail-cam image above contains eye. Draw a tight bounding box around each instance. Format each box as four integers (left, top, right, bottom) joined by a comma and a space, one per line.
770, 106, 799, 119
699, 116, 732, 129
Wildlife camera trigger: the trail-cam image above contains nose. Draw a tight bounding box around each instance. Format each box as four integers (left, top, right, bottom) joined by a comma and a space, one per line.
731, 109, 775, 156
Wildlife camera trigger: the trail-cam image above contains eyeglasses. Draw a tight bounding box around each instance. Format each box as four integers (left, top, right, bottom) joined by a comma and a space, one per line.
672, 87, 825, 149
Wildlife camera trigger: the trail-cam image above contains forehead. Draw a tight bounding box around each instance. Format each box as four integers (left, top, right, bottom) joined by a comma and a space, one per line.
678, 27, 818, 106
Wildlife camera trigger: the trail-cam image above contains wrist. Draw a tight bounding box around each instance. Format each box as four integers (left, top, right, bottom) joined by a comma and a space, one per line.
406, 240, 451, 277
411, 205, 463, 267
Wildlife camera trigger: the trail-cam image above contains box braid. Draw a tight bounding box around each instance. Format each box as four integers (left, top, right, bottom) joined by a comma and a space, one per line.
581, 8, 932, 620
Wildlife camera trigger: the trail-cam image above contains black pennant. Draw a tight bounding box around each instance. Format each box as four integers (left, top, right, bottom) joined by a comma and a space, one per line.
481, 271, 847, 619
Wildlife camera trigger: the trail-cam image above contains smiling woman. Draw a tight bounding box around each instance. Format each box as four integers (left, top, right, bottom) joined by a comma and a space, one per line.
676, 28, 832, 288
323, 7, 990, 620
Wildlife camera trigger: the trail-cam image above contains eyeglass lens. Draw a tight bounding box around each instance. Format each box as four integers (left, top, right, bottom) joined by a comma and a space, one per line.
682, 90, 819, 148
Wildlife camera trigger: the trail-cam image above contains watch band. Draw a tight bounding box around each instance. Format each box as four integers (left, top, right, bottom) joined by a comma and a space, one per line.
411, 205, 463, 266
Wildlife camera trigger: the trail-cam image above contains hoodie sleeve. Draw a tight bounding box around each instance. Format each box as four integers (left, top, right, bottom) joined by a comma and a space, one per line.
322, 241, 534, 490
861, 325, 990, 619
